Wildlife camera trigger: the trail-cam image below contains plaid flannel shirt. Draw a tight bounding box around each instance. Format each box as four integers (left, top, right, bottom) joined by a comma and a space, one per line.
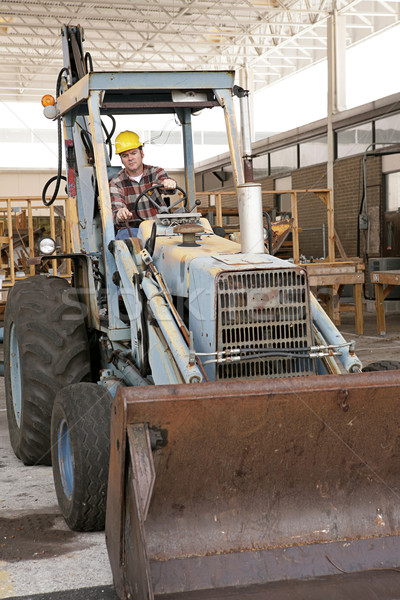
109, 164, 173, 228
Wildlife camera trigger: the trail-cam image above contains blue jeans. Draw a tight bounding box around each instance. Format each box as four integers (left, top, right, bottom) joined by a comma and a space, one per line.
116, 227, 139, 239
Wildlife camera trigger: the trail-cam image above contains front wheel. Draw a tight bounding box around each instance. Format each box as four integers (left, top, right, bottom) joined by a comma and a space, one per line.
51, 383, 113, 531
4, 276, 91, 465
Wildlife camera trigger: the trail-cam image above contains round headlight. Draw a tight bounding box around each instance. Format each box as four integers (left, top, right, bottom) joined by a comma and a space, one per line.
263, 227, 268, 241
39, 237, 56, 255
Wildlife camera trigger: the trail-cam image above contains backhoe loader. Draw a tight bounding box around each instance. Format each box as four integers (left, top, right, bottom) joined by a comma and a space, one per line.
4, 25, 400, 600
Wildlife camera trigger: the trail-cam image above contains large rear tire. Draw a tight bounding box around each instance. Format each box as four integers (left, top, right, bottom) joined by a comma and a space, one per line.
4, 276, 91, 465
362, 360, 400, 372
51, 383, 112, 531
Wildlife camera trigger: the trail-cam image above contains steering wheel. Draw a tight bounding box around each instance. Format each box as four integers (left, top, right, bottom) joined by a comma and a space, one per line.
133, 184, 188, 222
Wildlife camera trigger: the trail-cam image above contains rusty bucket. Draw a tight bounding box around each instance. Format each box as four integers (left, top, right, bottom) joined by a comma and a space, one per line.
106, 371, 400, 599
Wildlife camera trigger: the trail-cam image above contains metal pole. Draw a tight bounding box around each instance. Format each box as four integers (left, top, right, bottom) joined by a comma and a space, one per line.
327, 7, 346, 236
176, 108, 196, 210
234, 86, 253, 182
214, 89, 244, 189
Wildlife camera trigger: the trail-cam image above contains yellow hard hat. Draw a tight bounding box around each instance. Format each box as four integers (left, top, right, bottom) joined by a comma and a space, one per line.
115, 131, 142, 154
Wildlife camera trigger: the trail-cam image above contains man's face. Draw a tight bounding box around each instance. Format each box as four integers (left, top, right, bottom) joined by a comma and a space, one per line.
120, 147, 144, 176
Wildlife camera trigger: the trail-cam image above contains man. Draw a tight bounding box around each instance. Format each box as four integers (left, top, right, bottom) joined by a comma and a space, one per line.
110, 130, 177, 238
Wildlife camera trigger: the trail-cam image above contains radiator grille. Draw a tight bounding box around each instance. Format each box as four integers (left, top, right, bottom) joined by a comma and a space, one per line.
216, 269, 314, 379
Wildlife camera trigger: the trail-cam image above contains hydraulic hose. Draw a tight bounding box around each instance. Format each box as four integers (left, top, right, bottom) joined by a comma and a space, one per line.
84, 52, 93, 73
80, 128, 94, 162
42, 175, 67, 206
41, 67, 69, 207
80, 115, 116, 163
102, 115, 116, 161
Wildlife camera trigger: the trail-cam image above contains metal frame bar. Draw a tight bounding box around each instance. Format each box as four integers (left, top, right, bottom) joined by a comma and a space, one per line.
57, 71, 236, 115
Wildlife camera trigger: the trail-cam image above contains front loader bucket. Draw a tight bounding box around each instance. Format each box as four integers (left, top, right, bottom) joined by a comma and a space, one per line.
106, 371, 400, 599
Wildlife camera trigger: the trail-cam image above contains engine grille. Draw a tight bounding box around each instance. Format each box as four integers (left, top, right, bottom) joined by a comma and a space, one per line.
216, 268, 315, 380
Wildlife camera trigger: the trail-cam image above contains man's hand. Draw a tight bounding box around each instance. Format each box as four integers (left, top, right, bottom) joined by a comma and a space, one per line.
116, 207, 133, 222
162, 178, 177, 191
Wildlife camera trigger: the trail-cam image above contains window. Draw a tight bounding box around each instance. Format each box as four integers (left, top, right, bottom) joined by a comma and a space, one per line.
149, 130, 182, 144
375, 114, 400, 146
0, 128, 35, 143
275, 175, 292, 214
336, 122, 372, 158
270, 146, 297, 175
203, 131, 228, 145
300, 136, 328, 167
385, 171, 400, 211
252, 154, 269, 179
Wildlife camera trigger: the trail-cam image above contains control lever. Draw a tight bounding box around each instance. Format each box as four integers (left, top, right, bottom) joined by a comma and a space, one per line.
190, 199, 201, 213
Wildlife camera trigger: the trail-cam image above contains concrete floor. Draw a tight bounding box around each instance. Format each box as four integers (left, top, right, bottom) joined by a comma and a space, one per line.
339, 309, 400, 365
1, 310, 400, 600
0, 396, 115, 598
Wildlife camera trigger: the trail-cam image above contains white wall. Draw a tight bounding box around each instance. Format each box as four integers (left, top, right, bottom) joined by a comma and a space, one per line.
0, 170, 58, 197
382, 154, 400, 175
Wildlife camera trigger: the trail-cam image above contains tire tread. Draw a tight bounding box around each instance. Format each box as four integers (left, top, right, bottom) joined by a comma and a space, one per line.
4, 276, 91, 465
51, 383, 112, 531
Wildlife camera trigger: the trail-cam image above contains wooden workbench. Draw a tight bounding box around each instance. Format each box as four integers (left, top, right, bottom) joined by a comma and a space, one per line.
304, 262, 365, 334
371, 269, 400, 335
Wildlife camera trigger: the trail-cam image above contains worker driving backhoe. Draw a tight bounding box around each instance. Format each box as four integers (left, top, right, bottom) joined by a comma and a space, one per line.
110, 130, 177, 238
9, 24, 400, 597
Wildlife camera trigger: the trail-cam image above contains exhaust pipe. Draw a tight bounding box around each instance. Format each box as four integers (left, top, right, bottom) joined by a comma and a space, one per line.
238, 182, 265, 254
233, 85, 253, 182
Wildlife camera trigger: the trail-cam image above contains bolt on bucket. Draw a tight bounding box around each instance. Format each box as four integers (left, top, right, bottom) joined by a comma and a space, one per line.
106, 370, 400, 599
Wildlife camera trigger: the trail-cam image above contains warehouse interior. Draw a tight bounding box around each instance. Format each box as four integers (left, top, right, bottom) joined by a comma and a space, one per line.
2, 2, 400, 600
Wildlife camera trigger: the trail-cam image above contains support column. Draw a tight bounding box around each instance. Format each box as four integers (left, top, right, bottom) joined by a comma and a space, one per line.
327, 7, 346, 195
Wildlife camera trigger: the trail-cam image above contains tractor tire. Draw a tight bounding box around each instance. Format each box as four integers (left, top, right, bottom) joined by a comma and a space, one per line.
4, 276, 91, 466
362, 360, 400, 372
51, 383, 113, 531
